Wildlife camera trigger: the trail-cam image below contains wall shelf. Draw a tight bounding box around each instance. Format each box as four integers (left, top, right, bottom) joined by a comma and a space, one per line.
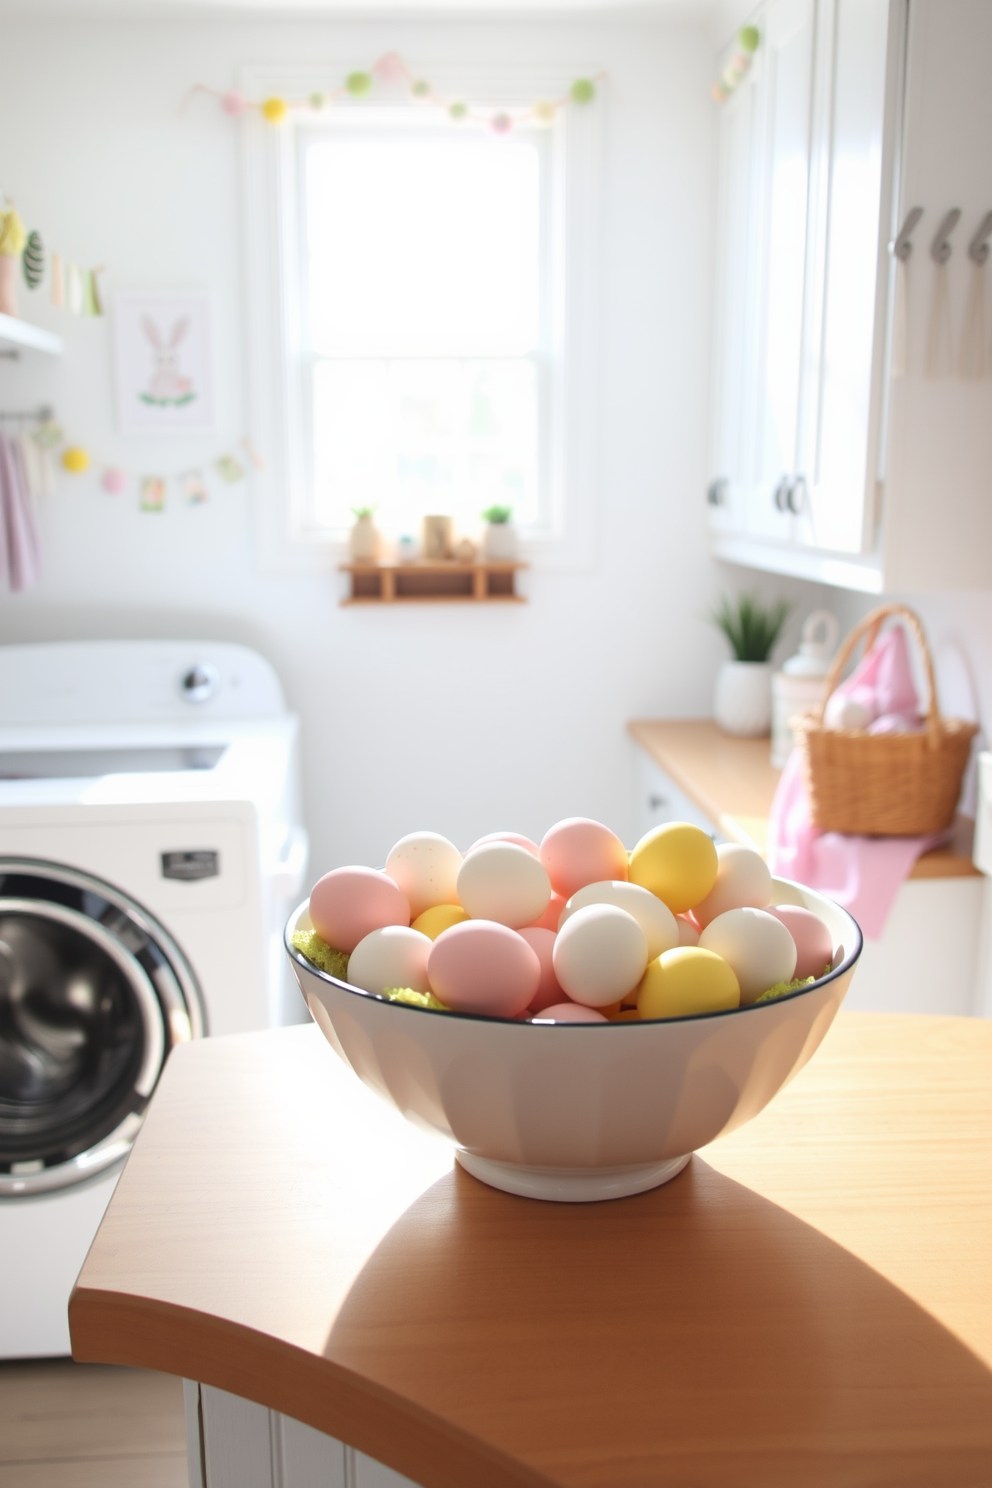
340, 560, 527, 605
0, 313, 63, 357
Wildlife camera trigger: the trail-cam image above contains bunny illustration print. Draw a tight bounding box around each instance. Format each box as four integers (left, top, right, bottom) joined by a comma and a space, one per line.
140, 316, 196, 406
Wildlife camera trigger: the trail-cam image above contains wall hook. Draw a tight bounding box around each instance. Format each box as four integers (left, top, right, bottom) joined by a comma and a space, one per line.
967, 211, 992, 266
930, 209, 961, 264
890, 206, 923, 261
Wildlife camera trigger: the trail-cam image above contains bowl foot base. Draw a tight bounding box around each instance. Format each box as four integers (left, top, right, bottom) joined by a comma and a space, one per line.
455, 1150, 691, 1203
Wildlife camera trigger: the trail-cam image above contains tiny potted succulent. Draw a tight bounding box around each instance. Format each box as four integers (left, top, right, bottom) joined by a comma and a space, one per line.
349, 506, 381, 564
710, 591, 791, 737
481, 504, 517, 561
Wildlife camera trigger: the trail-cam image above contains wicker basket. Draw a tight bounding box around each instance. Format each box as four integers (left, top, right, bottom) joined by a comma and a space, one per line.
792, 603, 978, 837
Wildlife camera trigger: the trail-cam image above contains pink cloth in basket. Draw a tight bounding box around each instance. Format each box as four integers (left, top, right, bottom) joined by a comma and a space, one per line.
767, 623, 937, 940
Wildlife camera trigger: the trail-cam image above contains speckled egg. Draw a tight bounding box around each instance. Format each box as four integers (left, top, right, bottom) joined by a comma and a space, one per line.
384, 832, 462, 919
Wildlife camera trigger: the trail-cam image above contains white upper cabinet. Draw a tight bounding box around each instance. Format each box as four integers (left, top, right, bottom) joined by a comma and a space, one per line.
708, 0, 992, 592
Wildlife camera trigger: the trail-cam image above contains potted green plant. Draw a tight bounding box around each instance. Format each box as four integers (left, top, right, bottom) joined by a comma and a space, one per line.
481, 504, 516, 561
710, 591, 791, 736
349, 506, 381, 563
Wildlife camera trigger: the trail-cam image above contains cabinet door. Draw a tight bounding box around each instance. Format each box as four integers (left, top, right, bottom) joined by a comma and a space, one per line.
744, 0, 816, 543
794, 0, 892, 556
707, 54, 760, 536
884, 0, 992, 590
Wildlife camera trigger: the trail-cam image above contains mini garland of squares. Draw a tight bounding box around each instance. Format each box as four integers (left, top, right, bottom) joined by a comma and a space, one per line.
185, 52, 602, 134
711, 26, 761, 104
48, 422, 263, 510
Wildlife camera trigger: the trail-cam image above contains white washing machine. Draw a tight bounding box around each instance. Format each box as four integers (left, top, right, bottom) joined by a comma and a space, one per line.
0, 640, 309, 1358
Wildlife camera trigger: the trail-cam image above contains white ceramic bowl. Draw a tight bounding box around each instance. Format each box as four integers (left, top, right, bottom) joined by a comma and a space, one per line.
286, 879, 861, 1203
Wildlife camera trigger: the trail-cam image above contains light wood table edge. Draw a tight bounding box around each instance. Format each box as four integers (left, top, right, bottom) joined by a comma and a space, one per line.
69, 1289, 550, 1488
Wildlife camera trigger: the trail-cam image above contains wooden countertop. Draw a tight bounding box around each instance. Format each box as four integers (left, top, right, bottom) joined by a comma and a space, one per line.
629, 718, 980, 878
71, 1017, 992, 1488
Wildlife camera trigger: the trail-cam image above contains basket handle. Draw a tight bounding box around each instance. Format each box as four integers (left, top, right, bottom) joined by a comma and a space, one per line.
812, 603, 942, 747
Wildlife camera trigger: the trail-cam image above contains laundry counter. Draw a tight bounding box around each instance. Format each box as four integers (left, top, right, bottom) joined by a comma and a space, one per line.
629, 720, 988, 1016
70, 1019, 992, 1488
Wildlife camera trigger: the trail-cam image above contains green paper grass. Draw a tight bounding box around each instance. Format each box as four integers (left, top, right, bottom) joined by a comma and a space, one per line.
384, 987, 450, 1011
292, 929, 349, 980
710, 591, 792, 662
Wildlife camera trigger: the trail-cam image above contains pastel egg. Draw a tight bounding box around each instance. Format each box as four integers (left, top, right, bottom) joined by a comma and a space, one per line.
532, 1003, 607, 1023
427, 920, 540, 1017
637, 947, 740, 1020
347, 926, 432, 996
384, 832, 462, 919
539, 817, 629, 899
309, 867, 410, 953
528, 891, 567, 932
558, 880, 679, 961
691, 843, 773, 927
412, 904, 469, 940
676, 914, 700, 947
628, 823, 718, 914
456, 842, 551, 928
517, 926, 564, 1012
552, 904, 648, 1008
766, 905, 833, 980
699, 907, 797, 1003
468, 831, 540, 857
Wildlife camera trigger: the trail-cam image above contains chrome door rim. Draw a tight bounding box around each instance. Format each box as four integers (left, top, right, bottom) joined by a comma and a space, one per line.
0, 858, 204, 1197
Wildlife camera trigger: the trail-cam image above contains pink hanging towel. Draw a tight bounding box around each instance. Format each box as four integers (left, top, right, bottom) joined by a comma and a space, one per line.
0, 431, 42, 591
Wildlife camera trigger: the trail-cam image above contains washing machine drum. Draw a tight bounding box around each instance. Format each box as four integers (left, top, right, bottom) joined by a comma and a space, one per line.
0, 861, 203, 1197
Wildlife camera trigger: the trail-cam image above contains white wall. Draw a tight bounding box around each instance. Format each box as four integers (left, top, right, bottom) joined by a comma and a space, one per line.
0, 11, 847, 875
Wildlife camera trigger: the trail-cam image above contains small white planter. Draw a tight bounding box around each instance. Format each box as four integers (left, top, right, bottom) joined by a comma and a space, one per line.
714, 660, 773, 737
482, 522, 518, 561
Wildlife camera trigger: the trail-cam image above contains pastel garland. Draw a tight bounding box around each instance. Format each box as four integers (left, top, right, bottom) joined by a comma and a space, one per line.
185, 52, 602, 134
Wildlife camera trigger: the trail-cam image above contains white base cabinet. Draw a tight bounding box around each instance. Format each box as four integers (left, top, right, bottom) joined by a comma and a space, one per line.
184, 1382, 420, 1488
708, 0, 992, 592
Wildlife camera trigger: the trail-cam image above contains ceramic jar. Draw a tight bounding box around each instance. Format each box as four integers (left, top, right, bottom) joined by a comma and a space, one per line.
349, 514, 381, 564
770, 610, 839, 766
714, 660, 773, 737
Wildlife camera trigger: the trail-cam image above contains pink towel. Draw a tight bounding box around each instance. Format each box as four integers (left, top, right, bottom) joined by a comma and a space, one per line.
767, 621, 940, 939
0, 431, 42, 591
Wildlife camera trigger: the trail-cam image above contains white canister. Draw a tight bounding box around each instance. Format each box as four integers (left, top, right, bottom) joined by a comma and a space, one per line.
770, 610, 839, 767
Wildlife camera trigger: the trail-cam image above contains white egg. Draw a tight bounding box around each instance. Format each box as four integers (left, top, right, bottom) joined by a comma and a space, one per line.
698, 907, 797, 1003
347, 926, 432, 996
824, 692, 872, 731
552, 904, 648, 1008
456, 842, 551, 929
558, 880, 679, 961
384, 832, 462, 919
692, 843, 773, 927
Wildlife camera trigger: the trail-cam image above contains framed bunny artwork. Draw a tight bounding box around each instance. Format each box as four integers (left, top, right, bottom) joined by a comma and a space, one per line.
112, 291, 215, 434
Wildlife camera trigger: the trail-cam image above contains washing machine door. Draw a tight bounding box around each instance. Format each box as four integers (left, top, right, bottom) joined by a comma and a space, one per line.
0, 860, 204, 1197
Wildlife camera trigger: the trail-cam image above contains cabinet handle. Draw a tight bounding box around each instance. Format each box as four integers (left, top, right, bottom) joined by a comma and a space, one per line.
707, 478, 728, 507
773, 476, 790, 511
787, 476, 807, 514
648, 794, 669, 810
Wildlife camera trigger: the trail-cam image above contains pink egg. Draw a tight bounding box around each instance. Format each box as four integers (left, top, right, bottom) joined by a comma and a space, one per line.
467, 831, 540, 856
309, 867, 410, 954
766, 905, 834, 981
517, 927, 564, 1012
532, 1003, 607, 1023
427, 921, 540, 1017
539, 817, 629, 899
676, 914, 700, 947
528, 891, 566, 932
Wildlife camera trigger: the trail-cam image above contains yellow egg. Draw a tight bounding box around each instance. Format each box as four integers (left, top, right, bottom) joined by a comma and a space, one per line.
411, 903, 469, 940
636, 947, 740, 1020
628, 823, 718, 913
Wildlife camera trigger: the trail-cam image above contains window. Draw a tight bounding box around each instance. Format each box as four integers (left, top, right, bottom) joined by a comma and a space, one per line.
244, 65, 601, 569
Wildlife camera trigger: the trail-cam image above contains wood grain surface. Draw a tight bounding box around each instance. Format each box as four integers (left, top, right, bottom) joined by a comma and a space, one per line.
70, 1015, 992, 1488
628, 718, 979, 876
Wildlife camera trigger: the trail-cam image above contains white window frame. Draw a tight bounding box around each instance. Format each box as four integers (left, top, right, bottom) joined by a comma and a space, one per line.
242, 61, 603, 572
